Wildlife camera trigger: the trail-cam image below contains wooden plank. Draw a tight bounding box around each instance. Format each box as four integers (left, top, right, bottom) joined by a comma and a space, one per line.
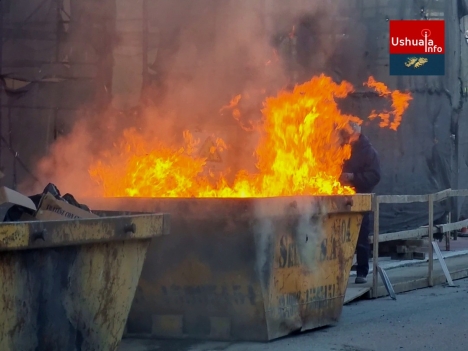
437, 218, 468, 233
369, 227, 429, 243
449, 189, 468, 197
372, 195, 379, 296
371, 268, 468, 299
376, 189, 451, 204
433, 189, 451, 202
428, 194, 434, 287
344, 287, 371, 304
377, 194, 429, 204
375, 188, 468, 205
446, 212, 451, 251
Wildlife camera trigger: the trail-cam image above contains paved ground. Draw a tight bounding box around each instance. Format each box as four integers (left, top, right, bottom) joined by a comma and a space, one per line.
438, 235, 468, 251
120, 277, 468, 351
347, 251, 468, 299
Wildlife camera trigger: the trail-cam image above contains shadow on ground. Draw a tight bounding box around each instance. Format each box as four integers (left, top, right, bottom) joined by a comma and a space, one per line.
119, 338, 232, 351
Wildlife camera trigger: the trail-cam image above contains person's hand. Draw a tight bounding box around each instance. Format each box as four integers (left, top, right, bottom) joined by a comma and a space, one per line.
339, 173, 354, 185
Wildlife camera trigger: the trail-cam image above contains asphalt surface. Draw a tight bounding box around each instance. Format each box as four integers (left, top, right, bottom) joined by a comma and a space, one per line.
120, 278, 468, 351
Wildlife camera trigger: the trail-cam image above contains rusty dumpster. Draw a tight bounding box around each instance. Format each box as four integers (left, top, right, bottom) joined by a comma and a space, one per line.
87, 195, 372, 341
0, 211, 170, 351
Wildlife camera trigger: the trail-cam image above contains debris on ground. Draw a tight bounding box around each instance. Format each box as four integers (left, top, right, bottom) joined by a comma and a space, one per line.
1, 183, 98, 222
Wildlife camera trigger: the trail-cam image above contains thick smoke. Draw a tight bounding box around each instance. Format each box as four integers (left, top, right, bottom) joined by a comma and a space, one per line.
20, 0, 363, 196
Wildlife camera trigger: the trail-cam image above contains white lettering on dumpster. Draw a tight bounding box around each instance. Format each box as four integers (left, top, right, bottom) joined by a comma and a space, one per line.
278, 235, 301, 268
332, 217, 352, 244
275, 283, 339, 318
317, 217, 353, 262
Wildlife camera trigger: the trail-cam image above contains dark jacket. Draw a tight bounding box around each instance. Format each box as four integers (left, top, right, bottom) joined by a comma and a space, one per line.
342, 134, 381, 193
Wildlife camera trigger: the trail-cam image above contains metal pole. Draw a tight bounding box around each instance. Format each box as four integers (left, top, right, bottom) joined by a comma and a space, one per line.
372, 194, 380, 297
428, 194, 434, 286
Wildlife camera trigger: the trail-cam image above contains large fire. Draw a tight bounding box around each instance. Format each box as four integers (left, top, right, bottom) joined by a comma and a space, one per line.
89, 75, 412, 198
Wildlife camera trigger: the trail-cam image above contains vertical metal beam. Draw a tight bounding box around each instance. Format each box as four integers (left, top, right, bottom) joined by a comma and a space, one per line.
372, 194, 380, 297
428, 194, 434, 286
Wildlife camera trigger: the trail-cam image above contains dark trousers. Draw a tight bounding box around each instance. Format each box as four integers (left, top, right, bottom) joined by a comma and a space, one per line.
356, 212, 370, 277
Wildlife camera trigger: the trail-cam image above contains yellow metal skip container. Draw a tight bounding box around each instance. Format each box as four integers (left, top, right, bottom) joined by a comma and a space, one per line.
88, 195, 371, 341
0, 212, 169, 351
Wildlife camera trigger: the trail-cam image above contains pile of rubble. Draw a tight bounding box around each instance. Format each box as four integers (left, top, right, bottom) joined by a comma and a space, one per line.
0, 183, 98, 222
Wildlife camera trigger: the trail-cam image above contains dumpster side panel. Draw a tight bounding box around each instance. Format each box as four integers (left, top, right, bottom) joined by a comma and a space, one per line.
0, 240, 151, 351
263, 213, 363, 339
86, 196, 371, 341
66, 240, 151, 350
124, 200, 268, 341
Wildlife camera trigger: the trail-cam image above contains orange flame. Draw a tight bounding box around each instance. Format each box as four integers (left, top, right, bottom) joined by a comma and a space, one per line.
221, 93, 260, 132
220, 94, 242, 113
89, 75, 412, 198
220, 94, 242, 121
365, 76, 413, 131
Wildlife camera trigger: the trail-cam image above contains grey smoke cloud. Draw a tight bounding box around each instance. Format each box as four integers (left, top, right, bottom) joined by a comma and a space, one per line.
21, 0, 363, 197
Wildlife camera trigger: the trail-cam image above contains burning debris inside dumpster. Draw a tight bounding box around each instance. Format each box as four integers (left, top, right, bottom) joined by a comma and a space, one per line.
86, 75, 411, 198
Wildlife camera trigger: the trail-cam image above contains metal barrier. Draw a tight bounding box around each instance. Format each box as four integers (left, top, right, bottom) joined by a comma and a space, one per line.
371, 189, 468, 296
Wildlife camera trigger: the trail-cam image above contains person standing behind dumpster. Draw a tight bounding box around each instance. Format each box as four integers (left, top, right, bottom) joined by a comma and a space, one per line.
339, 122, 381, 284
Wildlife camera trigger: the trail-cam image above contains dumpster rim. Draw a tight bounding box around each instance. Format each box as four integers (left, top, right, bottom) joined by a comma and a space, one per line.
0, 212, 170, 251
